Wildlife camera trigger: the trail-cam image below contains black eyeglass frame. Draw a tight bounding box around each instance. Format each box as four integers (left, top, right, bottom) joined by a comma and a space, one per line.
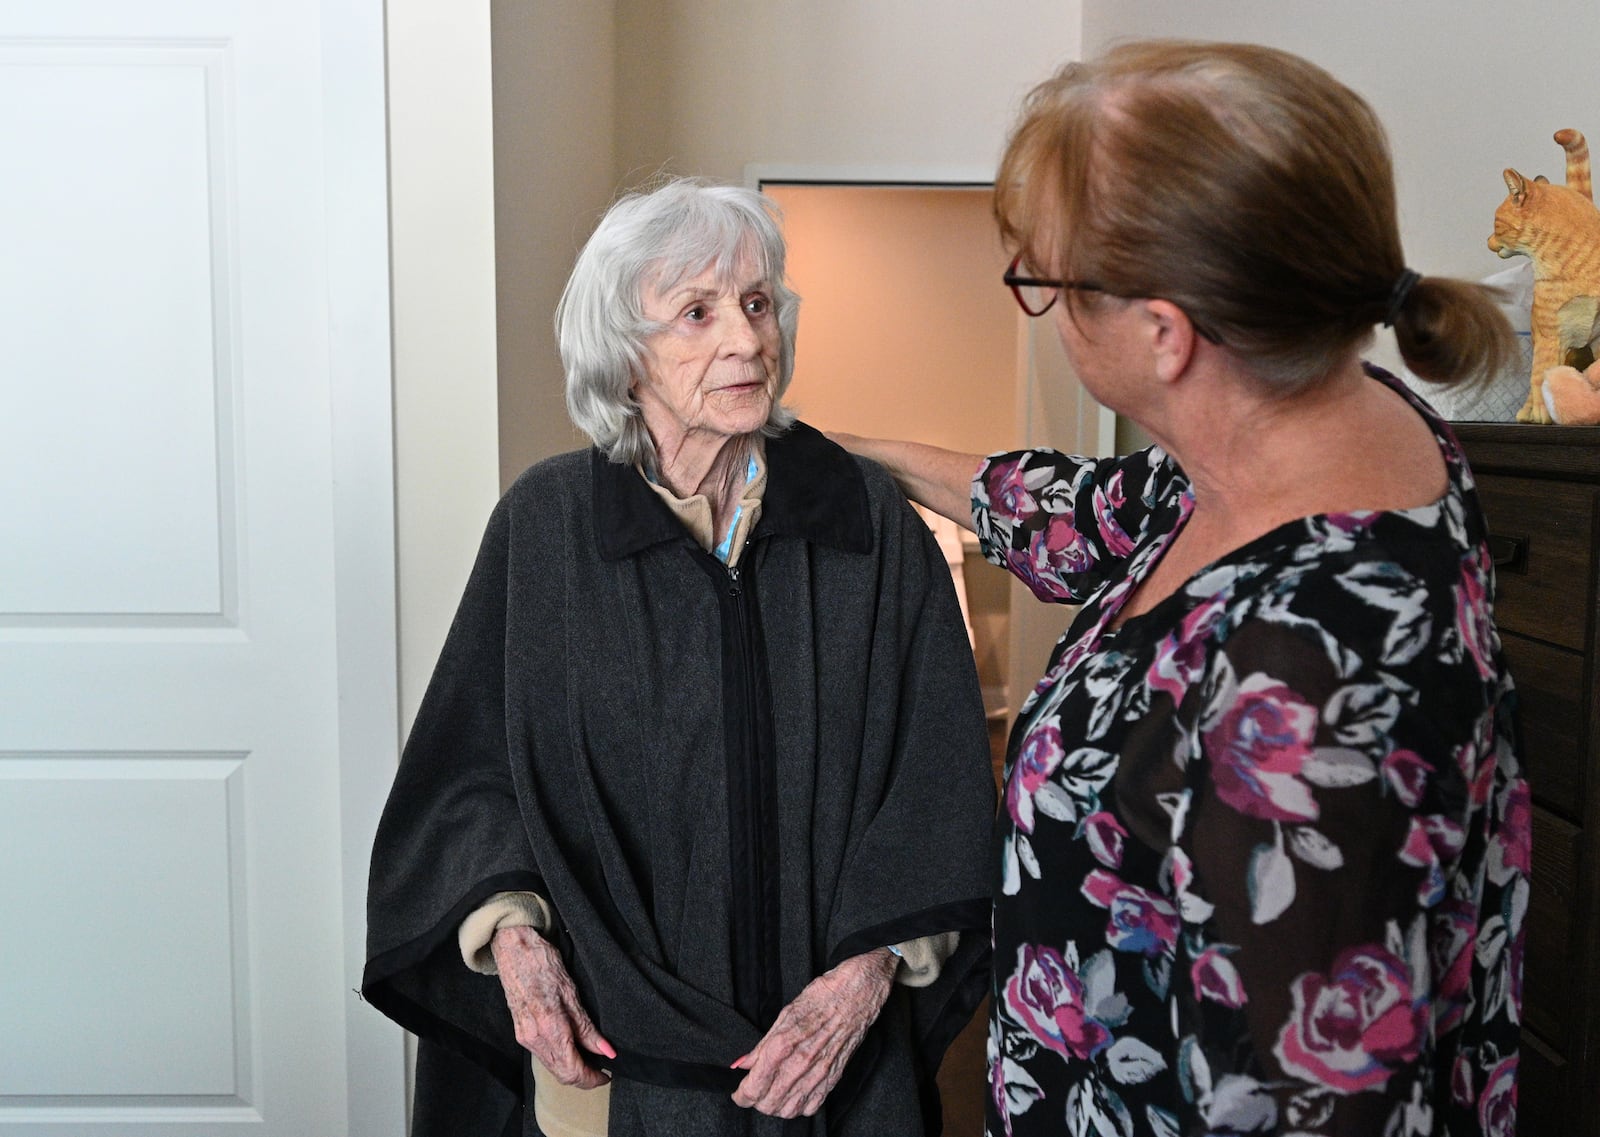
1002, 253, 1103, 317
1002, 253, 1224, 345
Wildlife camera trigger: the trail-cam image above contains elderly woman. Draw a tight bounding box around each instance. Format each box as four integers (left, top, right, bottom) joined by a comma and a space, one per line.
362, 179, 995, 1137
836, 41, 1528, 1137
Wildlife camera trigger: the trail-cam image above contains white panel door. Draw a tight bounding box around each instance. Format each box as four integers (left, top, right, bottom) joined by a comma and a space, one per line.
0, 1, 403, 1134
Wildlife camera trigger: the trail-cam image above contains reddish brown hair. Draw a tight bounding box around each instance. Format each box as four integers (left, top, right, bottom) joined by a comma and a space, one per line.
996, 40, 1512, 389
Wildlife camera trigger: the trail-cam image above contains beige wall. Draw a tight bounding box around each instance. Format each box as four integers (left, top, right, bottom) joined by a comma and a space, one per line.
491, 1, 615, 485
614, 0, 1080, 184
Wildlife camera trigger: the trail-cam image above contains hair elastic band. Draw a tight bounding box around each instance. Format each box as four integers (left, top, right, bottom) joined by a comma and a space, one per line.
1382, 269, 1421, 327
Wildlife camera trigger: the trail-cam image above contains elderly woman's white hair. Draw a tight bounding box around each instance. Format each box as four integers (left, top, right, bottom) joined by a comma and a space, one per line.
556, 178, 801, 466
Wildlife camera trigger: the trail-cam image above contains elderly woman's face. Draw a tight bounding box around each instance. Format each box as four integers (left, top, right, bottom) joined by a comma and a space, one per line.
634, 252, 780, 454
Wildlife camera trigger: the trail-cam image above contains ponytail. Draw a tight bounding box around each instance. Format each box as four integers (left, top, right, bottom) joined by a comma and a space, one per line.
1392, 276, 1517, 388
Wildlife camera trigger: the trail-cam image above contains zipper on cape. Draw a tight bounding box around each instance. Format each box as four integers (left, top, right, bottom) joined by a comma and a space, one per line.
697, 543, 781, 1027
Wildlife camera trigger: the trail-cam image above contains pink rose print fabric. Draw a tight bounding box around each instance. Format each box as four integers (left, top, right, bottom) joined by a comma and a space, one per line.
1080, 870, 1179, 957
1203, 672, 1322, 823
1274, 944, 1426, 1092
975, 368, 1527, 1137
1190, 945, 1247, 1008
1003, 944, 1114, 1060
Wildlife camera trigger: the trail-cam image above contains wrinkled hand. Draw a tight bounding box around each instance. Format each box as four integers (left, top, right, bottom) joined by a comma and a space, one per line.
730, 948, 897, 1118
491, 926, 615, 1089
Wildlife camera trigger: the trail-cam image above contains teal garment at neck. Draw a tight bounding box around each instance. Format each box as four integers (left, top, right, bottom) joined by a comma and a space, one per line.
713, 456, 761, 563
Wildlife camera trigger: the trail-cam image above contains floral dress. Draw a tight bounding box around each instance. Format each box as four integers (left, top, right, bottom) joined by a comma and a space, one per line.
975, 371, 1527, 1137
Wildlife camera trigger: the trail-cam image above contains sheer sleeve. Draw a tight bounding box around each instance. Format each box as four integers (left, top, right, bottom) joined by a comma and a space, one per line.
971, 445, 1184, 604
1164, 610, 1526, 1134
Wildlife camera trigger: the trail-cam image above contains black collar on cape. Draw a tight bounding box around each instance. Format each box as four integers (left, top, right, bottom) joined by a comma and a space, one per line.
591, 420, 874, 561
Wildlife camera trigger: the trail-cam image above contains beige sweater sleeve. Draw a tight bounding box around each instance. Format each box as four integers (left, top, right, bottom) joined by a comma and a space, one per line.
891, 931, 961, 988
457, 891, 553, 974
458, 894, 609, 1136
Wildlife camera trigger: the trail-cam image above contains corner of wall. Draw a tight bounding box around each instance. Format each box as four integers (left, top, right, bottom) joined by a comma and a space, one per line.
388, 0, 502, 731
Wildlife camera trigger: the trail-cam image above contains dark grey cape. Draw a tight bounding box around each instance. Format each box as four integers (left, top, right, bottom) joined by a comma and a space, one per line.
363, 423, 994, 1136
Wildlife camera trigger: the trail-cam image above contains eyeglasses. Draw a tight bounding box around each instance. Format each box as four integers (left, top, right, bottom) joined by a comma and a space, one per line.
1002, 252, 1225, 344
1003, 253, 1103, 318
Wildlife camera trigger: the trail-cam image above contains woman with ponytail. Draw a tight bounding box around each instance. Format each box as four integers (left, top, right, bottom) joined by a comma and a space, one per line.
836, 39, 1526, 1137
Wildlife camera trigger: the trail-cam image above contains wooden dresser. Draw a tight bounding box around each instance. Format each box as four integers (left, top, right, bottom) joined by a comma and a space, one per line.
1454, 424, 1600, 1136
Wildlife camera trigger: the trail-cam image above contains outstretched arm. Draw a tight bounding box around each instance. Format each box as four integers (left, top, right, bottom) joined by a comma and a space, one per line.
827, 432, 984, 530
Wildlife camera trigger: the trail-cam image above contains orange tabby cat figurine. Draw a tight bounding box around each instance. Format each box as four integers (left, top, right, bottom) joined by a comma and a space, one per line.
1487, 128, 1600, 423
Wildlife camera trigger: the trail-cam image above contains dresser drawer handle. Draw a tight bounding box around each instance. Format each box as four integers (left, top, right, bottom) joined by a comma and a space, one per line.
1487, 534, 1528, 573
